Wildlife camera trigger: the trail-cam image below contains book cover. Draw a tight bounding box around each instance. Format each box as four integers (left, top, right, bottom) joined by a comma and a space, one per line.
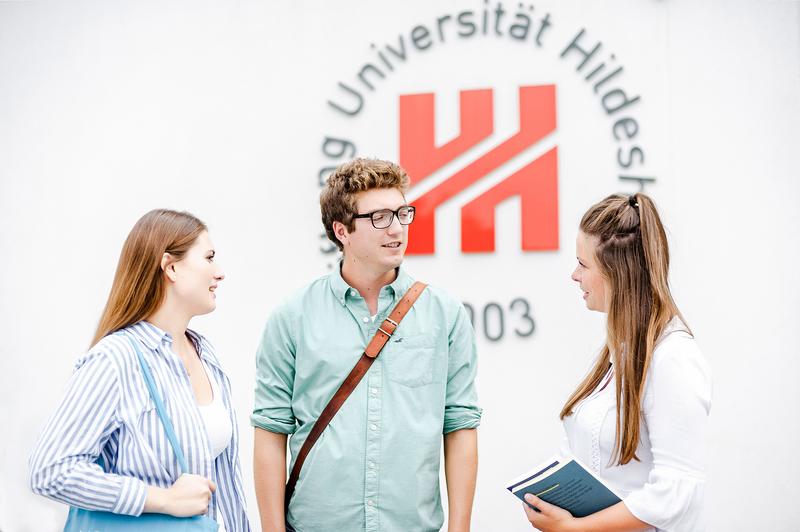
506, 455, 622, 518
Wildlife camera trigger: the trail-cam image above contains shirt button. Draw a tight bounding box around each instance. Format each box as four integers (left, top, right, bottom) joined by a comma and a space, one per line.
367, 500, 375, 507
370, 387, 378, 395
370, 423, 378, 431
362, 316, 370, 323
368, 461, 376, 469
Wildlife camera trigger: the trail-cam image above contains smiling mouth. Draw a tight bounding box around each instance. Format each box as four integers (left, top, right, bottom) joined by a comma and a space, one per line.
382, 242, 401, 248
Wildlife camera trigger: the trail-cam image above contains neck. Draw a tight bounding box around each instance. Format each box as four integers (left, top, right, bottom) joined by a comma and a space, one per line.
340, 257, 398, 315
146, 298, 191, 348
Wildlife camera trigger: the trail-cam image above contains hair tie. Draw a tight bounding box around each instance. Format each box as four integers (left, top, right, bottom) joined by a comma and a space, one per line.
628, 195, 639, 209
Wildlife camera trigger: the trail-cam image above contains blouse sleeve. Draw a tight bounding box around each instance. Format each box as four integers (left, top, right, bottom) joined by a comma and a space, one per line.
622, 333, 712, 531
28, 348, 148, 516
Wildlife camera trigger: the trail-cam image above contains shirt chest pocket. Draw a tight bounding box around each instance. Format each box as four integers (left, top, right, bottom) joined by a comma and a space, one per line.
384, 334, 438, 388
126, 382, 162, 439
134, 398, 161, 437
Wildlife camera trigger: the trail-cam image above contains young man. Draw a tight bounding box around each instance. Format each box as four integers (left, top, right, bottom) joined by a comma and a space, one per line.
252, 158, 481, 532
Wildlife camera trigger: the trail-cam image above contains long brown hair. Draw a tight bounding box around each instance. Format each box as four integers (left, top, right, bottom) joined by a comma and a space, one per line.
559, 193, 689, 465
91, 209, 207, 346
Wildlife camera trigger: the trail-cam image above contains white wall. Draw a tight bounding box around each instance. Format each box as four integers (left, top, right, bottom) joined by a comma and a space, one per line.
1, 1, 798, 530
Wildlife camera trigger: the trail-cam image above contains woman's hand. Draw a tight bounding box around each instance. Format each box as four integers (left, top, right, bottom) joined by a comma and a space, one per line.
145, 473, 216, 517
522, 493, 580, 532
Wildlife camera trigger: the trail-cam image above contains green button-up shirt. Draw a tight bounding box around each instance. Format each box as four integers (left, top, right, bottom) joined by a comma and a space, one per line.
251, 266, 482, 532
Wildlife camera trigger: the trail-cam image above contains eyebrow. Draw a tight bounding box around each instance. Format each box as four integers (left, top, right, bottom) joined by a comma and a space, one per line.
365, 204, 408, 211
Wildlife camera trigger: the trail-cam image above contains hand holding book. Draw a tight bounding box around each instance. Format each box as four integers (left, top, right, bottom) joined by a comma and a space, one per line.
506, 454, 622, 520
520, 492, 578, 531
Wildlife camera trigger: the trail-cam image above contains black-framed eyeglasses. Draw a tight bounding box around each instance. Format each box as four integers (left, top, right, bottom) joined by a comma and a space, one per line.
352, 205, 416, 229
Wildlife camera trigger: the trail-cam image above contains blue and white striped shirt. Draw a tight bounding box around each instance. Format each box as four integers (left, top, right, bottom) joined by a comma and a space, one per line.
29, 321, 251, 531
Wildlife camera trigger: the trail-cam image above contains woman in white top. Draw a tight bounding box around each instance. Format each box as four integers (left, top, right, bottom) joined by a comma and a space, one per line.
522, 193, 712, 532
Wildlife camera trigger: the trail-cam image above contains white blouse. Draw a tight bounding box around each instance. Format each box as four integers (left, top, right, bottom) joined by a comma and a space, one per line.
562, 318, 712, 531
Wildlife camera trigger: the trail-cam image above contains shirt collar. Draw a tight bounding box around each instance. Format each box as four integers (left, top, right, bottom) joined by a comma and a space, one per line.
124, 321, 226, 382
387, 266, 414, 299
127, 320, 168, 351
329, 261, 415, 305
127, 321, 216, 362
329, 262, 351, 304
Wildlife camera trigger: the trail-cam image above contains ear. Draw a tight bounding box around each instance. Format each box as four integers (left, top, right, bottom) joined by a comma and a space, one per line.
332, 221, 349, 248
161, 252, 178, 282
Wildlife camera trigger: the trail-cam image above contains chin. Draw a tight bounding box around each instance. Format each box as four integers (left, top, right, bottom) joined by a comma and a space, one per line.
384, 255, 404, 269
588, 304, 606, 314
196, 302, 216, 316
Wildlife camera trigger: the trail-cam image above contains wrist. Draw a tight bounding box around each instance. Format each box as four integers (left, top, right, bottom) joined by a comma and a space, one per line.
144, 485, 169, 514
447, 516, 470, 532
567, 517, 588, 532
261, 517, 286, 532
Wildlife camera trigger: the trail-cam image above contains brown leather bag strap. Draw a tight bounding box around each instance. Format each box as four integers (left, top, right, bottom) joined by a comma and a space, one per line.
284, 281, 427, 510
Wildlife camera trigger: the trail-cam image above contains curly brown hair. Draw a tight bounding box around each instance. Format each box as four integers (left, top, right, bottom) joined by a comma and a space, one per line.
320, 158, 410, 251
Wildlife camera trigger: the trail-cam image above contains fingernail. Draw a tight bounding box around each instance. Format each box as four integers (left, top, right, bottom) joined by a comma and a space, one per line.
524, 494, 534, 502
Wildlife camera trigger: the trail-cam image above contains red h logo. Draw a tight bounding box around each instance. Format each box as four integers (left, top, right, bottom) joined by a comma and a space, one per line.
400, 85, 558, 254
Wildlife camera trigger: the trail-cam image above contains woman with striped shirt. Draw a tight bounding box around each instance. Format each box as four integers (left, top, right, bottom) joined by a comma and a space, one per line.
29, 209, 250, 531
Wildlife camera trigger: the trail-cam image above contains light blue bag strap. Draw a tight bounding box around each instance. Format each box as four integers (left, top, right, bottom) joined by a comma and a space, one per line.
125, 334, 189, 474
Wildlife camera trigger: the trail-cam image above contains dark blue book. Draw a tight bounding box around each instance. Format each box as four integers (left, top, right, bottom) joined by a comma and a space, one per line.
506, 455, 622, 518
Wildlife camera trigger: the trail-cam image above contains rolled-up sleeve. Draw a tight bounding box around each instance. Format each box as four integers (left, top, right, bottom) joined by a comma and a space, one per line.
623, 336, 712, 531
251, 303, 298, 435
29, 351, 147, 516
443, 304, 482, 434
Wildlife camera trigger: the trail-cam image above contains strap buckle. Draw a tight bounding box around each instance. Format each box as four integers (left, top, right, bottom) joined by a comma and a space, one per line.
378, 316, 399, 338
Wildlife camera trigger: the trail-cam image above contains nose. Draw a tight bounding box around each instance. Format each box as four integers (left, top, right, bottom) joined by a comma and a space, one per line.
571, 267, 580, 283
386, 213, 403, 235
215, 270, 225, 281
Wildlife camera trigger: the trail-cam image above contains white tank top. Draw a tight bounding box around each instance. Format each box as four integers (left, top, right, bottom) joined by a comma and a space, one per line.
197, 361, 232, 459
198, 361, 232, 531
